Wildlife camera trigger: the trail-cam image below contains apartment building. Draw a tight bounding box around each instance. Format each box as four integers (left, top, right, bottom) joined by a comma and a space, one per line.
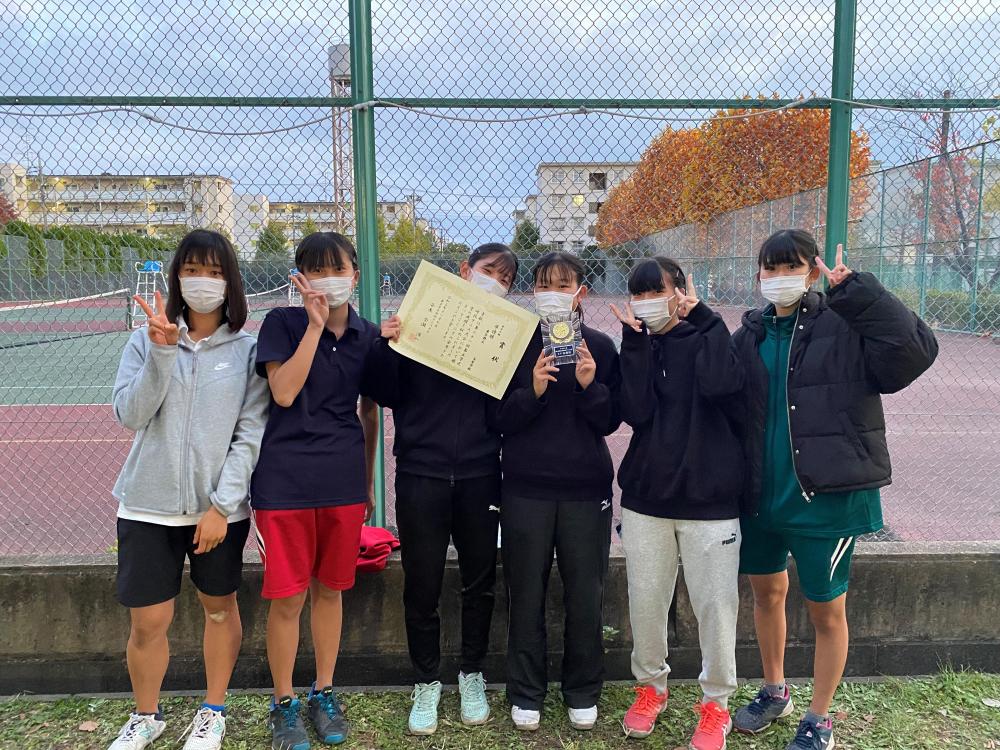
1, 163, 441, 257
1, 163, 235, 237
512, 161, 637, 252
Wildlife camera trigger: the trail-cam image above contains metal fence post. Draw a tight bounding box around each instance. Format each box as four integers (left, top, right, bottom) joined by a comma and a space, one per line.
918, 156, 933, 318
876, 169, 887, 279
349, 0, 386, 528
970, 142, 987, 331
825, 0, 857, 268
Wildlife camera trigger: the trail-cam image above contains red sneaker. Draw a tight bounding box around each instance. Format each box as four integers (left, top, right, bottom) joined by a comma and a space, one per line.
622, 685, 668, 739
689, 701, 732, 750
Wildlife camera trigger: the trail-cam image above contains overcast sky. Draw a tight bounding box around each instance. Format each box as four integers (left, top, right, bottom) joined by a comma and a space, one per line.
3, 0, 999, 244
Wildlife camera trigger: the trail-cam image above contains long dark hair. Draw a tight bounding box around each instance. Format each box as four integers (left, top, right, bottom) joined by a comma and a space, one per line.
166, 229, 247, 331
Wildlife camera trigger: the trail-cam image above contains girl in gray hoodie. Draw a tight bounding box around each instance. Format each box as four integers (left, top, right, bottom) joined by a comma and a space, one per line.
107, 230, 269, 750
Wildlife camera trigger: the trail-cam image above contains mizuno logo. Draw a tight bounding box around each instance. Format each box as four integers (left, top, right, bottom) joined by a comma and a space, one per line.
213, 362, 233, 371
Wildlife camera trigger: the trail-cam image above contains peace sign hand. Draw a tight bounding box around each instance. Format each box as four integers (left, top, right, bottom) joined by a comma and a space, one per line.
133, 291, 179, 346
291, 272, 330, 330
609, 302, 642, 333
816, 243, 852, 288
676, 271, 700, 318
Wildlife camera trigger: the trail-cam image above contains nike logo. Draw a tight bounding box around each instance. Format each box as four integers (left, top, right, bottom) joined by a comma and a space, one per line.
213, 362, 233, 371
722, 532, 738, 545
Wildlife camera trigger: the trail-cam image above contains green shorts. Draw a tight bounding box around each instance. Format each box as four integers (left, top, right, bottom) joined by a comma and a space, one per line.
739, 517, 857, 602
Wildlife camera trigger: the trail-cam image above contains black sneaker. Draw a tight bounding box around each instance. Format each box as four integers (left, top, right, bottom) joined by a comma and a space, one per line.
269, 696, 310, 750
734, 686, 795, 734
786, 717, 834, 749
308, 686, 349, 745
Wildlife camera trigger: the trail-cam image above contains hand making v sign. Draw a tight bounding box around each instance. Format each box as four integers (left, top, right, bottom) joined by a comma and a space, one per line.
133, 291, 179, 346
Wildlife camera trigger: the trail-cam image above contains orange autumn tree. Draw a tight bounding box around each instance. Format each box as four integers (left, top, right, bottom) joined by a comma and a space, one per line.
596, 101, 872, 248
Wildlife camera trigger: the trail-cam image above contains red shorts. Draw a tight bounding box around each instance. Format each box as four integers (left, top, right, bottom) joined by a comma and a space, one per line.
252, 504, 367, 599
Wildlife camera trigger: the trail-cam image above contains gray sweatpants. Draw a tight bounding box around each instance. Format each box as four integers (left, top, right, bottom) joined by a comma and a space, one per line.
621, 507, 741, 706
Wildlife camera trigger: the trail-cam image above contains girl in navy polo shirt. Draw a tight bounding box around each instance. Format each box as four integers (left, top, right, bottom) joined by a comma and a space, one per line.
495, 250, 621, 733
251, 232, 380, 749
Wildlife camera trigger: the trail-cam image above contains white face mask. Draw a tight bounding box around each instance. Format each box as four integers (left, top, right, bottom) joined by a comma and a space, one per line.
760, 274, 810, 308
534, 289, 580, 318
630, 295, 675, 332
180, 277, 226, 314
310, 275, 355, 308
470, 270, 508, 297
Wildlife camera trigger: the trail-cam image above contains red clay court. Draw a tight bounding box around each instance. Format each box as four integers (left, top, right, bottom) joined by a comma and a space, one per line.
1, 298, 998, 556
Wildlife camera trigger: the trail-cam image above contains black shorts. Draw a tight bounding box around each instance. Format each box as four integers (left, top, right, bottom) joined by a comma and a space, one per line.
116, 517, 251, 608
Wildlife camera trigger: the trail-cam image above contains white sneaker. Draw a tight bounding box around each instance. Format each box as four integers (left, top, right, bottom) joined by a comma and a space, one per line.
511, 705, 541, 731
568, 705, 598, 730
108, 713, 166, 750
180, 707, 226, 750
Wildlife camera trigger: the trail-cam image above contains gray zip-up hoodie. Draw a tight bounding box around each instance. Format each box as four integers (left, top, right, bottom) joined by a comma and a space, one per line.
112, 322, 269, 518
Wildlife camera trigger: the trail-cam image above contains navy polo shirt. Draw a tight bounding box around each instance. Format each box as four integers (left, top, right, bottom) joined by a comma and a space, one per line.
250, 305, 379, 510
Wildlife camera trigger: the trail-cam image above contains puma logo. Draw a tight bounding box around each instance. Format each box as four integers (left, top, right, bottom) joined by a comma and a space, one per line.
213, 362, 233, 371
722, 532, 738, 546
488, 505, 500, 513
600, 498, 612, 511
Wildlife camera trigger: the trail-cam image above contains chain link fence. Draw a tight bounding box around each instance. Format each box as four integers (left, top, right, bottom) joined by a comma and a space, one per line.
2, 0, 1000, 555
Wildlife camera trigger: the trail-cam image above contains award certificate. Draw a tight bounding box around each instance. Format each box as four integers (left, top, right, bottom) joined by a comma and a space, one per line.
388, 260, 539, 399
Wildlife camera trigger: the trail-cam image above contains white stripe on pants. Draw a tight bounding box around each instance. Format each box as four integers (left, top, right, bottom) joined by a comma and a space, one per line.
621, 507, 740, 706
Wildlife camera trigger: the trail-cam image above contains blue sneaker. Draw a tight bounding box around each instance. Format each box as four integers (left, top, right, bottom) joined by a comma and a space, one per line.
458, 672, 490, 725
307, 686, 349, 745
269, 696, 310, 750
787, 717, 834, 749
734, 686, 795, 734
408, 681, 442, 735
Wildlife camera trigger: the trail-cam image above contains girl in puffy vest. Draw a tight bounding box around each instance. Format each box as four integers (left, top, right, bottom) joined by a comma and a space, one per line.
730, 229, 938, 750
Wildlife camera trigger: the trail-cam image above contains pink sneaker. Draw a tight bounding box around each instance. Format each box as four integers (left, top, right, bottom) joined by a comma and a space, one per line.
689, 701, 732, 750
622, 685, 668, 738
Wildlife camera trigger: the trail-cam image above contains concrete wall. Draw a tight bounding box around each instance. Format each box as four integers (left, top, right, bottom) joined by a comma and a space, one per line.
2, 542, 998, 695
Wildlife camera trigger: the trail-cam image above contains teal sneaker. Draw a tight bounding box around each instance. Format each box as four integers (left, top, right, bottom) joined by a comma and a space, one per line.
458, 672, 490, 725
408, 682, 442, 736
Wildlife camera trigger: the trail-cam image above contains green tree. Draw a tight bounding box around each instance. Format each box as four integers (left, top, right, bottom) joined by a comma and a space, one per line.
511, 219, 541, 255
301, 217, 319, 238
376, 213, 389, 255
384, 217, 434, 256
4, 220, 46, 277
257, 221, 290, 259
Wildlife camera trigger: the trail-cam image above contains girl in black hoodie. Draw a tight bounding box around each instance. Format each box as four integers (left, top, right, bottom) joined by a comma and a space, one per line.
612, 257, 744, 750
367, 244, 518, 735
494, 251, 621, 733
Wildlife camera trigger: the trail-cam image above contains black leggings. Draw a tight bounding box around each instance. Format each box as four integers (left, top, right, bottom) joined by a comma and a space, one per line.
394, 471, 501, 683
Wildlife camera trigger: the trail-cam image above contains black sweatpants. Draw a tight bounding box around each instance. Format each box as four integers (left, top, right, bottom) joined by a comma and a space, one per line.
394, 471, 501, 683
501, 493, 612, 711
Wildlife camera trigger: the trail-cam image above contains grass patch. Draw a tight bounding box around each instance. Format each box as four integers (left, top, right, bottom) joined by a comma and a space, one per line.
2, 671, 999, 749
